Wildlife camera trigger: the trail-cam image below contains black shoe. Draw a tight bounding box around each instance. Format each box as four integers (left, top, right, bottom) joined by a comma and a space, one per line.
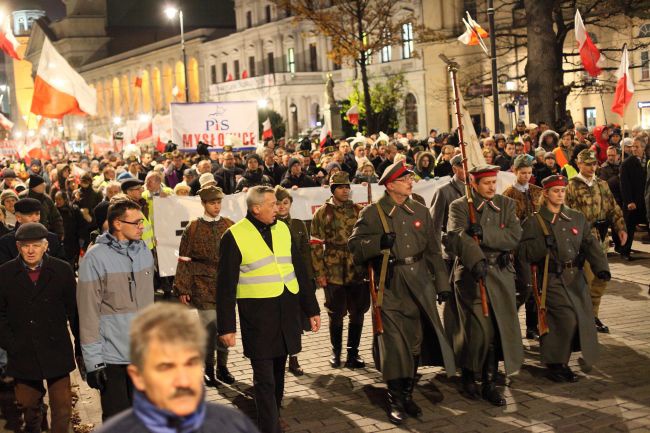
204, 364, 218, 387
330, 352, 341, 368
482, 383, 506, 406
546, 364, 566, 383
525, 329, 539, 340
461, 369, 481, 400
344, 349, 365, 369
622, 254, 635, 262
482, 345, 506, 406
386, 380, 407, 425
329, 324, 343, 368
402, 378, 422, 418
288, 355, 304, 376
595, 317, 610, 334
561, 365, 579, 383
216, 365, 235, 385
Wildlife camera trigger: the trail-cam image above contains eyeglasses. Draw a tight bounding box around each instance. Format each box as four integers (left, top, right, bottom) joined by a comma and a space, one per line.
395, 175, 415, 183
119, 219, 145, 226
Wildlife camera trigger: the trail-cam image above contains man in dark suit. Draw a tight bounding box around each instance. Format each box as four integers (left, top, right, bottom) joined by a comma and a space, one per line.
217, 186, 320, 433
262, 148, 286, 186
0, 222, 77, 433
619, 137, 647, 260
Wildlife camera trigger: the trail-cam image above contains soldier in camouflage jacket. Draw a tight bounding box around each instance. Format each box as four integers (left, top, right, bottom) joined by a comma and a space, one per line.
310, 172, 369, 369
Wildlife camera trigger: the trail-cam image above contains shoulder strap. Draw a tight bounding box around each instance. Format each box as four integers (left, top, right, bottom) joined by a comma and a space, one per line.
374, 203, 391, 307
533, 213, 550, 311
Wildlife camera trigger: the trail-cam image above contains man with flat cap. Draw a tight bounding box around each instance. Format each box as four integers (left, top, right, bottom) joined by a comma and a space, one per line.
502, 154, 543, 340
429, 154, 465, 270
0, 222, 78, 433
446, 164, 523, 407
565, 149, 625, 334
26, 174, 64, 239
0, 198, 63, 264
174, 186, 236, 387
518, 175, 608, 382
310, 172, 368, 370
349, 161, 456, 425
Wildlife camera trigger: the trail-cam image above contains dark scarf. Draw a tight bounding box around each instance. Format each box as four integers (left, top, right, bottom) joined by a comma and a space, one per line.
133, 389, 206, 433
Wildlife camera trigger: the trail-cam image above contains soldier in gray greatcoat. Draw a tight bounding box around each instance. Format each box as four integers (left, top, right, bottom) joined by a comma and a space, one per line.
349, 161, 456, 426
446, 165, 523, 407
517, 175, 609, 382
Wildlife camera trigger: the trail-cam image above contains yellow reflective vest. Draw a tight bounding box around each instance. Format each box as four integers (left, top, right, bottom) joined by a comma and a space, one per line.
564, 164, 578, 179
229, 218, 299, 299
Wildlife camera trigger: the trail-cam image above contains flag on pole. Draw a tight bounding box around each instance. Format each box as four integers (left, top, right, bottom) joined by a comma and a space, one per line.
346, 105, 359, 126
0, 113, 13, 130
134, 71, 143, 88
319, 116, 331, 146
457, 91, 486, 170
0, 15, 22, 60
611, 44, 634, 117
262, 117, 273, 139
30, 38, 97, 118
574, 10, 605, 77
458, 12, 489, 56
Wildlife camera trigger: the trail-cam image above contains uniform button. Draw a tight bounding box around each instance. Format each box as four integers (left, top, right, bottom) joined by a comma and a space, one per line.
403, 221, 405, 225
562, 228, 566, 231
410, 267, 414, 271
406, 245, 410, 248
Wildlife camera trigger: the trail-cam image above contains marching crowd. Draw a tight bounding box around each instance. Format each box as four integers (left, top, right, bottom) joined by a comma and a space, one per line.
0, 118, 647, 433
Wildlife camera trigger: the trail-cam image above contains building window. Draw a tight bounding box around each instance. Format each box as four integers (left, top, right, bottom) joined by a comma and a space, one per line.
309, 44, 318, 71
638, 23, 650, 38
380, 34, 392, 64
642, 51, 650, 80
265, 5, 271, 23
234, 60, 240, 80
249, 56, 256, 77
221, 63, 228, 82
267, 52, 275, 74
287, 48, 296, 73
402, 22, 414, 59
210, 65, 217, 84
246, 11, 252, 28
405, 93, 418, 132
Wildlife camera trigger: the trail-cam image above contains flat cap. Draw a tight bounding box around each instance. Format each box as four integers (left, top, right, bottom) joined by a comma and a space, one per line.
29, 174, 45, 189
329, 171, 351, 186
183, 168, 198, 177
577, 149, 597, 164
513, 154, 534, 169
576, 125, 589, 135
198, 185, 224, 202
14, 198, 41, 214
378, 161, 413, 186
120, 178, 144, 192
15, 222, 48, 241
541, 175, 568, 189
468, 164, 500, 180
2, 168, 16, 179
199, 172, 217, 188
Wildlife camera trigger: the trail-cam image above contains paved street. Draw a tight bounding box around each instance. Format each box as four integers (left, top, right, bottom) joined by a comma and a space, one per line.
5, 238, 650, 433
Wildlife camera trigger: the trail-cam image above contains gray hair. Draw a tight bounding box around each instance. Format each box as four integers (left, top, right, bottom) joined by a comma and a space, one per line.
129, 303, 206, 370
246, 185, 275, 210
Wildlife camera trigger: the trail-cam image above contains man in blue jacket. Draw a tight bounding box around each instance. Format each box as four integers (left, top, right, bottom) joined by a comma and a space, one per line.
77, 197, 154, 420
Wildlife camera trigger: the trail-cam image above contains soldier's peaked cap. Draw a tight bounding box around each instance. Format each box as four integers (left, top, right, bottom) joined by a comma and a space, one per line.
378, 161, 412, 186
541, 175, 568, 189
468, 164, 500, 180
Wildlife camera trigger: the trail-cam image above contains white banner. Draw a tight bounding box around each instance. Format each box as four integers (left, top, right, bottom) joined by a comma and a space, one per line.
170, 102, 258, 151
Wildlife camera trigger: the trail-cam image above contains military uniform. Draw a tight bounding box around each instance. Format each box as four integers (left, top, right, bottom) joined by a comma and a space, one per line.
349, 161, 455, 425
310, 172, 369, 368
446, 165, 523, 407
173, 186, 235, 386
565, 149, 625, 331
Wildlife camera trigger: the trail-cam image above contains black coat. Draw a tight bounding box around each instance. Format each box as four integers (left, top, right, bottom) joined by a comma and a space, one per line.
280, 172, 319, 189
217, 214, 320, 360
620, 155, 648, 224
0, 255, 77, 380
263, 164, 287, 186
0, 228, 64, 265
214, 167, 243, 195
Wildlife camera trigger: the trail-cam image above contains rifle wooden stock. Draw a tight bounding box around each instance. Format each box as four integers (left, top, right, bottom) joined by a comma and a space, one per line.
531, 264, 549, 336
368, 264, 384, 335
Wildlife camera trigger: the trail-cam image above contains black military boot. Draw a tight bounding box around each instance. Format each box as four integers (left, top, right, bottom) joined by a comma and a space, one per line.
481, 346, 506, 406
344, 323, 365, 369
203, 363, 218, 387
216, 365, 235, 385
561, 364, 579, 383
386, 380, 407, 425
402, 355, 422, 417
288, 355, 304, 376
461, 368, 481, 400
546, 363, 566, 383
329, 324, 343, 368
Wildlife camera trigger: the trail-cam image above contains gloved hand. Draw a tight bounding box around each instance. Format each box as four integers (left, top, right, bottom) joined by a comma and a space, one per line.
437, 291, 451, 305
471, 259, 488, 282
380, 232, 396, 250
87, 367, 108, 392
596, 271, 611, 282
467, 223, 483, 241
544, 235, 556, 249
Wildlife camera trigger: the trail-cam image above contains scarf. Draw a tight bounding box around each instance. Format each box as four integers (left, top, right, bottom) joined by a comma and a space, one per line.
133, 389, 206, 433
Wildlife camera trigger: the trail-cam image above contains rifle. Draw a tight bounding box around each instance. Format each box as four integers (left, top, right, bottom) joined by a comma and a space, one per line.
440, 54, 489, 318
367, 182, 384, 335
530, 264, 549, 336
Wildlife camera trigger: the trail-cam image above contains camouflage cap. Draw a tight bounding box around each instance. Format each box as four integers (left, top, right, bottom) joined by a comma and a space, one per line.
329, 171, 351, 186
198, 185, 224, 202
513, 154, 534, 169
577, 149, 598, 164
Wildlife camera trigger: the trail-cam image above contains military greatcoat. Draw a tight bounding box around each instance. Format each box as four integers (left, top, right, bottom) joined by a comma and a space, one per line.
517, 205, 608, 369
446, 192, 524, 375
348, 193, 456, 381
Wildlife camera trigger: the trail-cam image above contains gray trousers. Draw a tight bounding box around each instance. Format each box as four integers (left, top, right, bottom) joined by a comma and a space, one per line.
197, 309, 229, 367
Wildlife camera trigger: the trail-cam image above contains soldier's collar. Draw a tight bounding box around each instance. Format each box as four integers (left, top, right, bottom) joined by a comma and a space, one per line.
379, 192, 415, 217
472, 191, 501, 213
326, 197, 353, 208
539, 205, 572, 224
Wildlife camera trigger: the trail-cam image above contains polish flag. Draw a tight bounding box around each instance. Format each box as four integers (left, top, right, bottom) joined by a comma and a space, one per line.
0, 112, 13, 130
134, 71, 143, 88
319, 117, 331, 147
346, 105, 359, 126
611, 45, 634, 117
30, 38, 97, 118
262, 117, 273, 139
457, 13, 488, 46
136, 121, 153, 144
0, 16, 21, 60
575, 10, 605, 77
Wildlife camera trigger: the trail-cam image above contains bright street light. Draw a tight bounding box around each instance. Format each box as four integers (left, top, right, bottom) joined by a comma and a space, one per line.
139, 113, 151, 123
113, 116, 122, 126
40, 127, 48, 136
0, 85, 6, 92
164, 5, 188, 102
14, 131, 22, 139
164, 6, 178, 19
258, 99, 268, 109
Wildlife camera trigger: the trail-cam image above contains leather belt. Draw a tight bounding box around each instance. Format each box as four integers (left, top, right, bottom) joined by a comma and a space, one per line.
390, 251, 424, 266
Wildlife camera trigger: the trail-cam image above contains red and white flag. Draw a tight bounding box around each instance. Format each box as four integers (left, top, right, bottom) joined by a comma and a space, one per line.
262, 117, 273, 140
30, 38, 97, 118
575, 10, 605, 77
611, 45, 634, 117
319, 117, 331, 146
458, 12, 488, 55
346, 105, 359, 126
134, 71, 143, 88
0, 16, 21, 60
0, 112, 13, 130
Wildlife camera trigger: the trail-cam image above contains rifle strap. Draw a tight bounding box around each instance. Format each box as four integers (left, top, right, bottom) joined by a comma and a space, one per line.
534, 213, 550, 311
375, 203, 391, 308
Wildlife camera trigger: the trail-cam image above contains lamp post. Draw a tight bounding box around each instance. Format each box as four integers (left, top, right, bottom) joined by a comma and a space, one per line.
164, 6, 189, 102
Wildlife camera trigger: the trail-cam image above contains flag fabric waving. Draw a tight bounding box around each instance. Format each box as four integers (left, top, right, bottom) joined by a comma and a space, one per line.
458, 12, 489, 56
611, 45, 634, 117
30, 38, 97, 118
262, 117, 273, 140
0, 16, 21, 60
319, 116, 331, 146
346, 105, 359, 126
575, 10, 605, 77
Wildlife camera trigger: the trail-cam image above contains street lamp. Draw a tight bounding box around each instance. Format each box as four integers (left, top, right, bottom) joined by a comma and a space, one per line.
258, 99, 268, 109
113, 116, 122, 126
164, 5, 189, 102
